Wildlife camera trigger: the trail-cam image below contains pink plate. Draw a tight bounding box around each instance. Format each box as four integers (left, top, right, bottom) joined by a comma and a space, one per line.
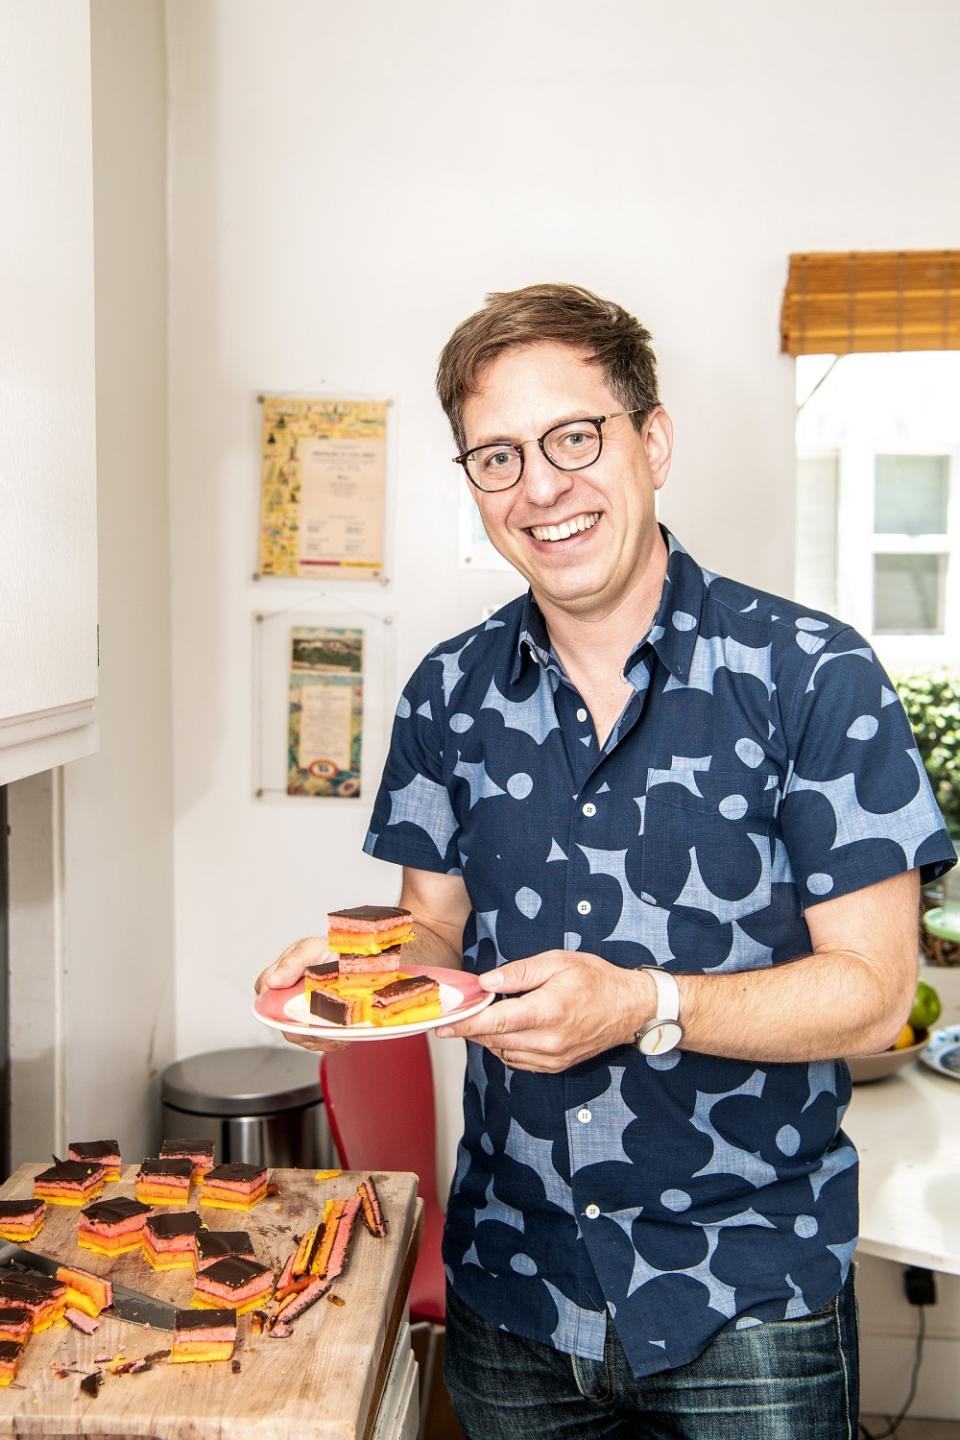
252, 964, 494, 1043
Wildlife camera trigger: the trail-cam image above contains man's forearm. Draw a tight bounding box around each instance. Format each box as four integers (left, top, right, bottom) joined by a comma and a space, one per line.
401, 916, 464, 969
625, 947, 915, 1063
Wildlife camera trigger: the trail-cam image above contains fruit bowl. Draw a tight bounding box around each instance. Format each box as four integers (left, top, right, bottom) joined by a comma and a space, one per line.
846, 1031, 929, 1084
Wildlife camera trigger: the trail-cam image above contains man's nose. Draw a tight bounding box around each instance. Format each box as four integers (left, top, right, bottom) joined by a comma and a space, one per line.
521, 445, 575, 507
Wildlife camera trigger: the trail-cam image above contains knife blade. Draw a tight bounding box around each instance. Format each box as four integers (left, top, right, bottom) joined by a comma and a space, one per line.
0, 1242, 178, 1329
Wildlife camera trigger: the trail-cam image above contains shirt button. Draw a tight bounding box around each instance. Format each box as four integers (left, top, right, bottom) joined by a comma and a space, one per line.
577, 1108, 592, 1124
585, 1204, 601, 1219
582, 802, 596, 817
577, 900, 591, 916
576, 707, 588, 722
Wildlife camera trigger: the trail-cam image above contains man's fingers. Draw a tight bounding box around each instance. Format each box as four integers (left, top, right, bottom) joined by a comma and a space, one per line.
478, 952, 565, 994
281, 1029, 346, 1054
437, 996, 541, 1042
255, 936, 332, 993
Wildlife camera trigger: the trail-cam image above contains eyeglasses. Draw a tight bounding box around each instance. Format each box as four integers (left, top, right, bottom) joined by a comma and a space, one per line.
453, 408, 645, 493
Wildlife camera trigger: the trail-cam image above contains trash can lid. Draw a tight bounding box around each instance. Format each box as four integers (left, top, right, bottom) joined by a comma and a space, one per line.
162, 1047, 322, 1117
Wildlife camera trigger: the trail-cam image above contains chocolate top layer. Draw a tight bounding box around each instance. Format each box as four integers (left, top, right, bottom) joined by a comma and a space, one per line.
328, 905, 411, 922
0, 1199, 44, 1219
0, 1308, 31, 1327
0, 1339, 24, 1361
196, 1231, 254, 1261
138, 1158, 195, 1180
197, 1256, 271, 1289
35, 1161, 103, 1185
144, 1210, 204, 1239
174, 1307, 236, 1331
68, 1140, 120, 1158
305, 961, 339, 978
204, 1163, 267, 1185
160, 1139, 215, 1157
81, 1196, 153, 1224
0, 1273, 64, 1299
373, 974, 437, 1004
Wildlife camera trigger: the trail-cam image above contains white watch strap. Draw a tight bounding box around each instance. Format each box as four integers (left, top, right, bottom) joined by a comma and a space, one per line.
645, 967, 680, 1023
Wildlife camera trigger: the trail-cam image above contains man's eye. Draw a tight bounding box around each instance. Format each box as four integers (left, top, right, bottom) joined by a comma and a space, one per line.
482, 449, 513, 470
561, 430, 590, 448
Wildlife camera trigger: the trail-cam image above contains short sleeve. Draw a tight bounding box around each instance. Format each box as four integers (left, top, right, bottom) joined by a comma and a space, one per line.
362, 656, 462, 875
780, 626, 956, 908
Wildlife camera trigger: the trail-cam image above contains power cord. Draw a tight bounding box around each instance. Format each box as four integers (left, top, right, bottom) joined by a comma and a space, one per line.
859, 1303, 926, 1440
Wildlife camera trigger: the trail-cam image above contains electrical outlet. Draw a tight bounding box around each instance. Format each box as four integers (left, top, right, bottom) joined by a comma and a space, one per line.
903, 1265, 937, 1306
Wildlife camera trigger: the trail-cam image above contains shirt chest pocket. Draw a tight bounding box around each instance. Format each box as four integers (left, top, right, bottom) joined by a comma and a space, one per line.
640, 769, 779, 926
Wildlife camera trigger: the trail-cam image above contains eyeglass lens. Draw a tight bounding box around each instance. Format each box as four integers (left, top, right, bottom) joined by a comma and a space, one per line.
465, 419, 603, 490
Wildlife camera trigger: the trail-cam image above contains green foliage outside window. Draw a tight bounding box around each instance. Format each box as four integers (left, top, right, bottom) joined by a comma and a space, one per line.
895, 669, 960, 838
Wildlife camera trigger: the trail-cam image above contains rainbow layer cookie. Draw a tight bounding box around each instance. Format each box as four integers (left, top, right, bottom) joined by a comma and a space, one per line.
78, 1196, 152, 1255
309, 988, 370, 1026
191, 1257, 274, 1315
370, 974, 441, 1026
327, 905, 414, 955
160, 1138, 216, 1178
33, 1160, 105, 1207
0, 1198, 46, 1243
135, 1158, 194, 1206
195, 1230, 256, 1271
0, 1340, 25, 1388
199, 1163, 268, 1212
0, 1308, 32, 1346
170, 1306, 236, 1364
55, 1264, 113, 1318
358, 1177, 387, 1238
68, 1140, 121, 1183
304, 961, 340, 996
142, 1210, 204, 1271
0, 1272, 66, 1332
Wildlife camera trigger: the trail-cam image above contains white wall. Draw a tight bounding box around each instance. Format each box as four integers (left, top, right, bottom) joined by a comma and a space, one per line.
56, 0, 175, 1156
165, 0, 960, 1414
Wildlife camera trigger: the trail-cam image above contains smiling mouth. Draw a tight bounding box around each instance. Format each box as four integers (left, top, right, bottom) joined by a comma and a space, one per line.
526, 512, 601, 543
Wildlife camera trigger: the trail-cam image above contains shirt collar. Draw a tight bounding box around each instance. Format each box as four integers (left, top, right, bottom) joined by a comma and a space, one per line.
510, 525, 704, 687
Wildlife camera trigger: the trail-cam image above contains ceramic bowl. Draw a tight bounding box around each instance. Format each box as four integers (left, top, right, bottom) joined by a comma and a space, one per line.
846, 1032, 928, 1084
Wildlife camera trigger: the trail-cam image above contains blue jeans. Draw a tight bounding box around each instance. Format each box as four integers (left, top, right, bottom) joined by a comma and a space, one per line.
444, 1272, 859, 1439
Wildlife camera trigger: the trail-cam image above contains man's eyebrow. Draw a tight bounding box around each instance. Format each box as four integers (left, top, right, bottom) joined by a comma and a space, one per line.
469, 412, 596, 449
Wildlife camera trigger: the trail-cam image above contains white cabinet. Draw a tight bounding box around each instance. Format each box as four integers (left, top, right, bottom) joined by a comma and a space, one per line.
0, 1, 99, 783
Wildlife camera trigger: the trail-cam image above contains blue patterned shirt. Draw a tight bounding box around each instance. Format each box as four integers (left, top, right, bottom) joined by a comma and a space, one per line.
363, 527, 956, 1378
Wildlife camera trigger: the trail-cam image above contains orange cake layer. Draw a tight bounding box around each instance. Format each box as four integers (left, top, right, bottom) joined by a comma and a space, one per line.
34, 1191, 100, 1207
142, 1243, 196, 1272
327, 927, 413, 954
77, 1233, 142, 1256
0, 1221, 45, 1242
135, 1185, 191, 1205
198, 1188, 267, 1211
371, 998, 442, 1027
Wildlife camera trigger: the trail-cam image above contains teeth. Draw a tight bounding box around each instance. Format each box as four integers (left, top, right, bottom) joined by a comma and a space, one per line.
530, 513, 600, 543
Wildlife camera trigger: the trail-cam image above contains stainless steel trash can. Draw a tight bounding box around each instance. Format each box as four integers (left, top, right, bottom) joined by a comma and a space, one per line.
161, 1047, 333, 1169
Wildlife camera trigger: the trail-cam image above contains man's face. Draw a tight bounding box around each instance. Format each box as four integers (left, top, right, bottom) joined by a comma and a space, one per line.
460, 342, 671, 621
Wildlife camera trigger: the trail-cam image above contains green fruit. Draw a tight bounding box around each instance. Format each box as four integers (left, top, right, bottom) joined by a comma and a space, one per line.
909, 979, 942, 1033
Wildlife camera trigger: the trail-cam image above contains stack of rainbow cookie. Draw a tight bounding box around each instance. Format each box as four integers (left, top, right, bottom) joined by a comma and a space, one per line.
306, 905, 441, 1028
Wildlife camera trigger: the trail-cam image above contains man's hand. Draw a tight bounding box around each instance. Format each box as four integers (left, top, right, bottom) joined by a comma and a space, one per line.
255, 937, 346, 1055
435, 951, 653, 1072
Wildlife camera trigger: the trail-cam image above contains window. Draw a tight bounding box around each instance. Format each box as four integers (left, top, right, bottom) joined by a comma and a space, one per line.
795, 352, 960, 665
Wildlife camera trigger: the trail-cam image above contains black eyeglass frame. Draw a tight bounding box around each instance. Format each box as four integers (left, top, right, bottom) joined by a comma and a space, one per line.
453, 407, 647, 493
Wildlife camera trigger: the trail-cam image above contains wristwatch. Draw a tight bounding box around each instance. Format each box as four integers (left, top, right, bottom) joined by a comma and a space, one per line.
634, 968, 683, 1056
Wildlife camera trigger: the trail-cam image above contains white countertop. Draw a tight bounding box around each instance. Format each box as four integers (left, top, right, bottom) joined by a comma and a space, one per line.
844, 966, 960, 1275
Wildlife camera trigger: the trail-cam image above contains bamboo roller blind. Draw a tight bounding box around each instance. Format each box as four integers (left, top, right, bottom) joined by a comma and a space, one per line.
780, 250, 960, 356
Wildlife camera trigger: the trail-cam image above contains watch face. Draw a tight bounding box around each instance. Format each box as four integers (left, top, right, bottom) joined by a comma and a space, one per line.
638, 1021, 683, 1056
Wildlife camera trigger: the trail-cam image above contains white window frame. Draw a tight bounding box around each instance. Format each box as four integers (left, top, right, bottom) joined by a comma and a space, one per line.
836, 440, 960, 667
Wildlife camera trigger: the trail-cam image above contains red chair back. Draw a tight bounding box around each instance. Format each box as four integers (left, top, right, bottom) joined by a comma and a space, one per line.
321, 1033, 446, 1324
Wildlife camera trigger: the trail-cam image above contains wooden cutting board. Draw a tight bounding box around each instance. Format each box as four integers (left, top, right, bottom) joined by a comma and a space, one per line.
0, 1164, 421, 1439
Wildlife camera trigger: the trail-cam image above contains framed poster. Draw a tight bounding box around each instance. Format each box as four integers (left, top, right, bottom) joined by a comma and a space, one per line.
257, 395, 389, 580
287, 626, 363, 798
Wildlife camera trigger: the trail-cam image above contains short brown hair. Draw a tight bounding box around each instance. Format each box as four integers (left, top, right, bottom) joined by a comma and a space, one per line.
436, 283, 660, 452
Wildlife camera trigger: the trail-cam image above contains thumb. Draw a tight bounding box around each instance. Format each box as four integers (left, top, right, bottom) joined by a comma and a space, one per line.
258, 936, 332, 992
478, 952, 563, 994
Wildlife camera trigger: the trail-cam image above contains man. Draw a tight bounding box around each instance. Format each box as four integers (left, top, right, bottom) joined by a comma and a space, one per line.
259, 285, 956, 1439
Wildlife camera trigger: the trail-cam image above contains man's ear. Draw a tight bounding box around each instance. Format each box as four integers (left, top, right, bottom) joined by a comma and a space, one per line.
643, 407, 673, 492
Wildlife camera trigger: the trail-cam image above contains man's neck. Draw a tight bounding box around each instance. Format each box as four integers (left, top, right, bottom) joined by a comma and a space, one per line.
534, 528, 669, 687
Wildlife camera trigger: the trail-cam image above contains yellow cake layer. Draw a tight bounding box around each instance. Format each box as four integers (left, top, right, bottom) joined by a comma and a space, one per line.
0, 1223, 44, 1242
135, 1186, 191, 1205
170, 1341, 234, 1363
0, 1372, 20, 1388
371, 997, 442, 1027
190, 1291, 270, 1316
143, 1249, 195, 1272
